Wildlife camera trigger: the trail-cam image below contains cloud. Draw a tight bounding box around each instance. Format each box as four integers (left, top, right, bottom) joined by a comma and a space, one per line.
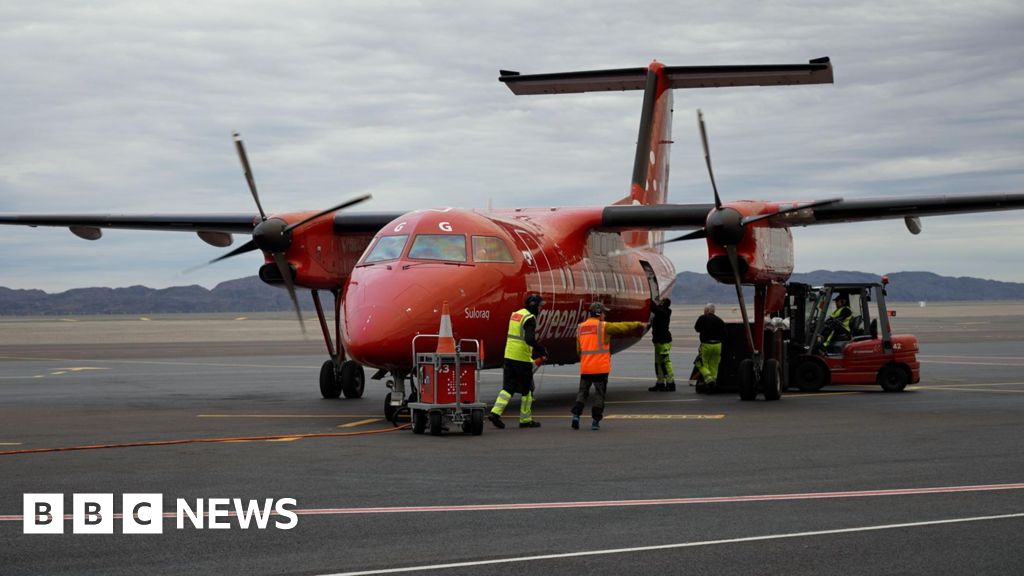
1, 0, 1022, 290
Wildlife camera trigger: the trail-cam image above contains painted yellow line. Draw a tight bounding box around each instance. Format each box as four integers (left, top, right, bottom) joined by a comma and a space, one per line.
339, 418, 382, 428
234, 317, 248, 321
529, 414, 723, 420
49, 371, 67, 376
919, 381, 1024, 388
785, 392, 861, 398
0, 443, 22, 446
915, 386, 1024, 394
920, 355, 1024, 361
59, 318, 78, 322
605, 399, 702, 404
920, 360, 1024, 367
540, 373, 658, 382
198, 414, 381, 419
59, 367, 109, 372
139, 317, 151, 321
604, 414, 724, 420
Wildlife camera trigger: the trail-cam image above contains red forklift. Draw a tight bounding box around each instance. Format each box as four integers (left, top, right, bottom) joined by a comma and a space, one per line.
782, 278, 920, 392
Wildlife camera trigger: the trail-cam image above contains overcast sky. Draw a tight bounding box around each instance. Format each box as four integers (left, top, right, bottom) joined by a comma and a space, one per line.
1, 0, 1022, 292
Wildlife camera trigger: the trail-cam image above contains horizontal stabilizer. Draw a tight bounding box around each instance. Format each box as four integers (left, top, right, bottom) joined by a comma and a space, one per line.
500, 58, 833, 95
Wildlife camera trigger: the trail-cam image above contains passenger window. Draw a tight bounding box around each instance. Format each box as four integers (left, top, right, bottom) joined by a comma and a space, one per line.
409, 234, 467, 262
471, 236, 514, 263
364, 235, 408, 263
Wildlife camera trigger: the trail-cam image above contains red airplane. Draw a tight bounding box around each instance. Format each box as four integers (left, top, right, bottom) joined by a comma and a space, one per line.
3, 57, 1024, 413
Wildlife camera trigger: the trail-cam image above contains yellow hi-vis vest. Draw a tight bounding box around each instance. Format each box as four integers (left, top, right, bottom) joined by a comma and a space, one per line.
504, 308, 535, 362
578, 317, 611, 374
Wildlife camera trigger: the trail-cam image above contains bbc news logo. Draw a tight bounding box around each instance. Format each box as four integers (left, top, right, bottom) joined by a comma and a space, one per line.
23, 494, 298, 534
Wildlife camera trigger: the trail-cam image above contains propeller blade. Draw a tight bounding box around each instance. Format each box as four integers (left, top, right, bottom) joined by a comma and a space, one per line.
233, 132, 267, 221
697, 110, 723, 210
182, 239, 259, 274
726, 245, 756, 354
284, 194, 373, 233
272, 252, 306, 335
741, 198, 843, 226
660, 228, 709, 245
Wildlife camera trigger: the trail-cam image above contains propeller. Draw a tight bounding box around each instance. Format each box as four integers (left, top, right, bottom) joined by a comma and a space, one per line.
658, 111, 843, 353
188, 133, 372, 334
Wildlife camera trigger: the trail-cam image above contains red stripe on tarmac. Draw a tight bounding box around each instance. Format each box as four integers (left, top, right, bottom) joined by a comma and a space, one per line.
3, 482, 1023, 522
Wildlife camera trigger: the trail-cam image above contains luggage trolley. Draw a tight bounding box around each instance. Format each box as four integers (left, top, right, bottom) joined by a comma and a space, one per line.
408, 335, 487, 436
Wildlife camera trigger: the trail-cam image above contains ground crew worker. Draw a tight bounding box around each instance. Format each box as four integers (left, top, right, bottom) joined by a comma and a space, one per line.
648, 298, 676, 392
822, 293, 853, 349
573, 302, 646, 430
694, 303, 726, 389
488, 293, 547, 429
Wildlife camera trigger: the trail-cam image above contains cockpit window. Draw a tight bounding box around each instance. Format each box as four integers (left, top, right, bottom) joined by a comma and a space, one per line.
408, 234, 467, 262
472, 236, 514, 263
364, 235, 408, 263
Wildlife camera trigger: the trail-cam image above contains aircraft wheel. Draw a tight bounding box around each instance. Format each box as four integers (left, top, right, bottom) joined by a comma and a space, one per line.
762, 359, 781, 401
412, 410, 426, 434
738, 359, 757, 401
793, 357, 829, 392
340, 361, 365, 399
428, 411, 443, 436
319, 360, 341, 399
877, 364, 909, 392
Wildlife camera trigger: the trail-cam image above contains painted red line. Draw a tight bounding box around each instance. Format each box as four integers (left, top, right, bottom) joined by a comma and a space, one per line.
3, 482, 1023, 522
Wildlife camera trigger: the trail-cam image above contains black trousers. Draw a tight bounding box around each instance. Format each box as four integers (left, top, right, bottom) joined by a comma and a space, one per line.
572, 373, 608, 421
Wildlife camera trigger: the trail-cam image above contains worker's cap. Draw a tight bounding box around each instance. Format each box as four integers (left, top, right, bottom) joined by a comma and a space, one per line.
524, 293, 545, 308
834, 293, 849, 302
589, 302, 609, 315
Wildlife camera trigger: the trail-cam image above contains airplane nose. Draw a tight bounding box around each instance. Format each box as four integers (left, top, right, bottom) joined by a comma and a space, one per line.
343, 266, 509, 371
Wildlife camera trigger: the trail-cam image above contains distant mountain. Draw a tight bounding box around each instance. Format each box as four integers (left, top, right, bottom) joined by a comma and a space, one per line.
671, 270, 1024, 304
2, 270, 1022, 316
0, 277, 316, 315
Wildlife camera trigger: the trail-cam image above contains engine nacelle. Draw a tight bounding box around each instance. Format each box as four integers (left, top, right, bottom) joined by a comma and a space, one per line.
706, 224, 794, 284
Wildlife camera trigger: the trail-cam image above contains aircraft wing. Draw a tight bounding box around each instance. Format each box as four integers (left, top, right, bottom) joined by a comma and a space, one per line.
0, 211, 403, 242
599, 193, 1024, 231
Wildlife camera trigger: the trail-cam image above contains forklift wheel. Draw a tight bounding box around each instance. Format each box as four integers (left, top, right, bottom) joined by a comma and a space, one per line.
793, 357, 829, 392
738, 359, 757, 401
762, 359, 781, 401
877, 364, 909, 392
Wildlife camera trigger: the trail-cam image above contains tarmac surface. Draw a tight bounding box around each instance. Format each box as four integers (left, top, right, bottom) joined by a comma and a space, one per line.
2, 302, 1024, 575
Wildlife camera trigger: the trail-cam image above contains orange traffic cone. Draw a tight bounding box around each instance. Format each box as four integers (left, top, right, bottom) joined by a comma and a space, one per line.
436, 301, 456, 354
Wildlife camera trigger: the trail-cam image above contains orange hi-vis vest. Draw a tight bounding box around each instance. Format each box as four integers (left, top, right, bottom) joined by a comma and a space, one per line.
577, 317, 611, 374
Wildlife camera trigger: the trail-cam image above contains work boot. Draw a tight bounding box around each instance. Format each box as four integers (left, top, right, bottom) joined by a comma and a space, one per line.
648, 383, 667, 392
571, 415, 580, 430
519, 421, 541, 428
665, 382, 676, 392
591, 420, 600, 431
487, 413, 505, 429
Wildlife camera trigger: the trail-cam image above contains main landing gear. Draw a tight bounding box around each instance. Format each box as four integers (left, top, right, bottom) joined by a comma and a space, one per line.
736, 355, 781, 402
312, 289, 365, 400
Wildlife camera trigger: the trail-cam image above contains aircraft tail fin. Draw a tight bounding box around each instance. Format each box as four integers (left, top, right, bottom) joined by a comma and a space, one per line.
499, 58, 834, 245
499, 57, 833, 207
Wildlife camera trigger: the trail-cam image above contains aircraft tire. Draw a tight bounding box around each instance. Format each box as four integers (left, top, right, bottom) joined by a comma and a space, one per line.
762, 359, 781, 401
877, 364, 909, 392
429, 411, 443, 436
412, 409, 426, 434
738, 359, 757, 401
319, 360, 341, 399
340, 361, 365, 399
793, 356, 829, 392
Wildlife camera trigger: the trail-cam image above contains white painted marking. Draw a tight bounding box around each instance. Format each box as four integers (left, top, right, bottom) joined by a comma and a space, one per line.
318, 513, 1024, 576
